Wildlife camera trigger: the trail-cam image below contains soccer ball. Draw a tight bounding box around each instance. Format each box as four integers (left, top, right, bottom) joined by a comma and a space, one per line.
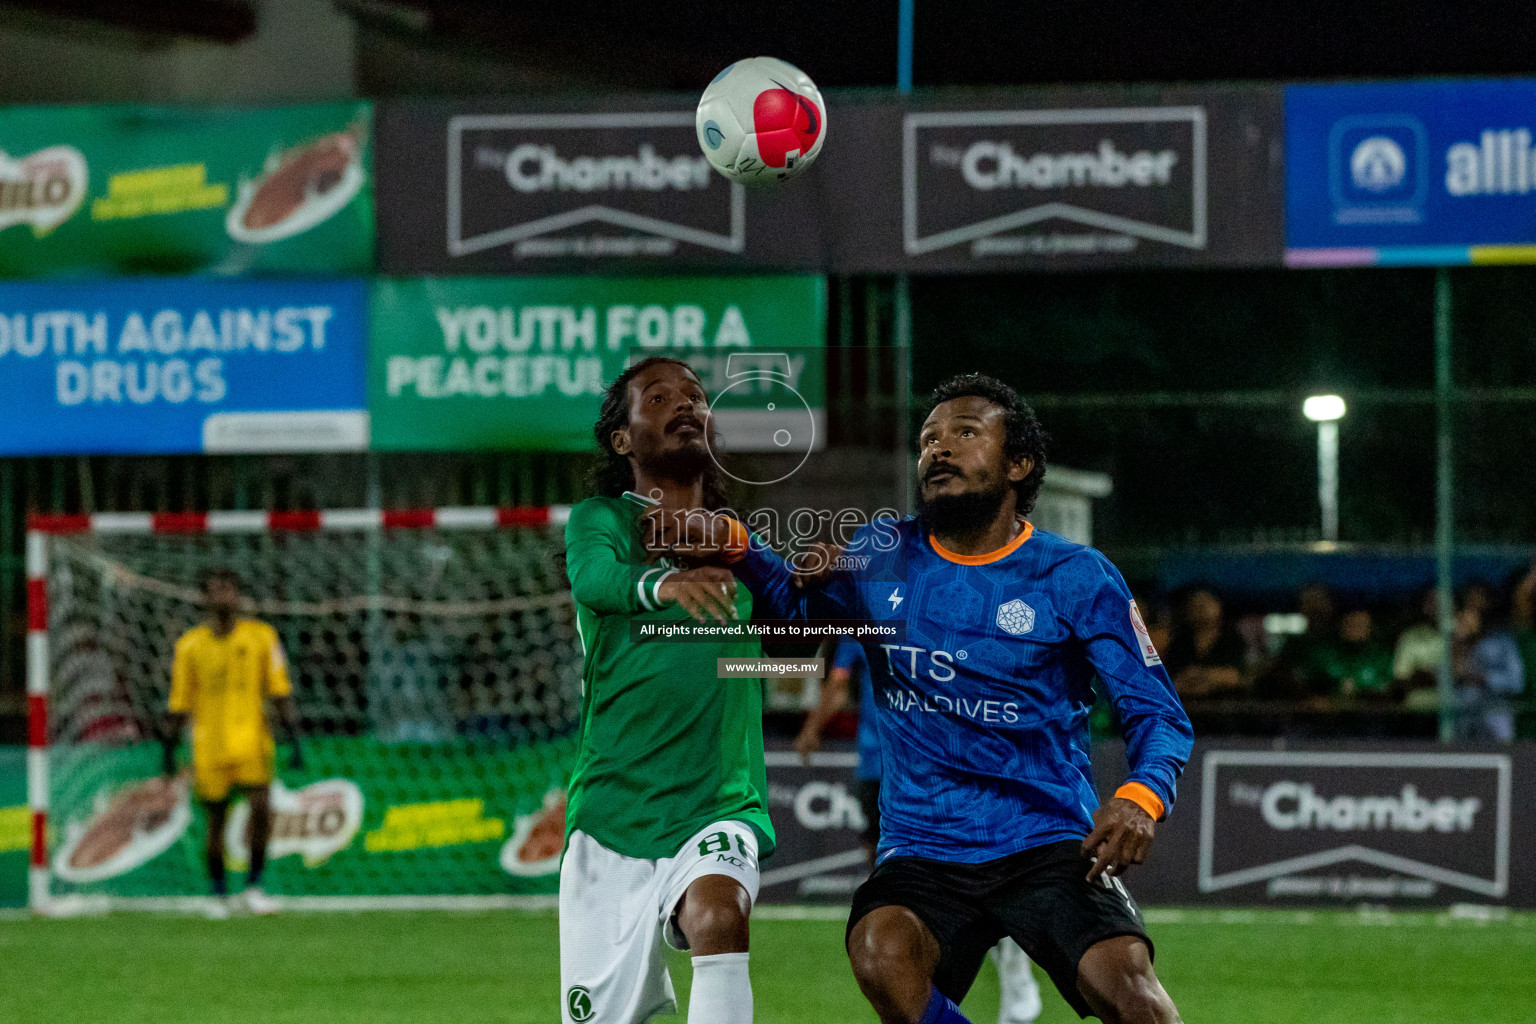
696, 57, 826, 184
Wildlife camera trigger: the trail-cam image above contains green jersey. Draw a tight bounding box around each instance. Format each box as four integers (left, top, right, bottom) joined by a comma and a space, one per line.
563, 494, 774, 861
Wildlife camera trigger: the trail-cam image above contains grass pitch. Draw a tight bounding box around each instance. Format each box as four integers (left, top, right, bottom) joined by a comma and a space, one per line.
1, 907, 1532, 1023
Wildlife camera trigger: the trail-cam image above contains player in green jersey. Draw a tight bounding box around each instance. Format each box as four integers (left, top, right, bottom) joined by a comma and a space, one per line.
559, 355, 775, 1024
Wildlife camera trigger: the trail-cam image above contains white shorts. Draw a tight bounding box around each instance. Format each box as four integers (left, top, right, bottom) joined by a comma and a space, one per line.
559, 819, 760, 1024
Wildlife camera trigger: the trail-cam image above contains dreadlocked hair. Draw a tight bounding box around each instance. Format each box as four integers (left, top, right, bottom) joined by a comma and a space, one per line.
589, 355, 731, 511
926, 372, 1049, 516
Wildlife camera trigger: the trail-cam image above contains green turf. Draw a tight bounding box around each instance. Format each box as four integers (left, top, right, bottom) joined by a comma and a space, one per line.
1, 908, 1532, 1023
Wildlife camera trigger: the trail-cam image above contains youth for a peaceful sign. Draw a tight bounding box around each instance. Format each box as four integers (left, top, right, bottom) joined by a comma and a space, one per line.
0, 278, 367, 455
368, 276, 826, 452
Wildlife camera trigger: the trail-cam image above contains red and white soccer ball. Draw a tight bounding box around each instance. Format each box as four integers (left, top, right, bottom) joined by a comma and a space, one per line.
696, 57, 826, 184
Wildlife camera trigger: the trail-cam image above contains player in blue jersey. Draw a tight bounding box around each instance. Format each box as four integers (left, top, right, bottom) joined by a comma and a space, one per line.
665, 373, 1192, 1023
796, 639, 1043, 1024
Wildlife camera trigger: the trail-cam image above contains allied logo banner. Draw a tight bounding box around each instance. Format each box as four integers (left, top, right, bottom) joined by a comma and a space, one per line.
376, 98, 826, 273
1287, 80, 1536, 266
368, 275, 825, 453
0, 278, 368, 455
0, 102, 373, 278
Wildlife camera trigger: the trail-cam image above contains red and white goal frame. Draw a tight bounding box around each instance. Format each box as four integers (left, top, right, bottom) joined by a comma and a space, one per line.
24, 505, 570, 914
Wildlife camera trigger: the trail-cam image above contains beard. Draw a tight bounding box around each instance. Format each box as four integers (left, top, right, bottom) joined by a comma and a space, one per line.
643, 436, 712, 483
917, 475, 1011, 536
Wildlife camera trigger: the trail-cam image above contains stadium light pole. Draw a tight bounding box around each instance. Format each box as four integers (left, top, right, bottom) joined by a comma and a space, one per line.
1303, 395, 1345, 543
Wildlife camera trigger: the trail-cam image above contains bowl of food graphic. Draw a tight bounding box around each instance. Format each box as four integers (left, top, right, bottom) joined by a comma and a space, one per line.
225, 120, 367, 245
54, 773, 193, 884
499, 789, 566, 878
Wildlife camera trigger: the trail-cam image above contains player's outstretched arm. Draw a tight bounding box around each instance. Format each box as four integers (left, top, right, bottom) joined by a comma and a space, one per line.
1070, 552, 1194, 878
794, 662, 850, 762
731, 533, 865, 623
565, 500, 683, 616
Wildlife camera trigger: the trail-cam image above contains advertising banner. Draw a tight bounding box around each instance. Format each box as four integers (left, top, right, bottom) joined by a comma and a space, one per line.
0, 101, 372, 278
376, 89, 1283, 275
42, 741, 864, 904
0, 747, 26, 908
0, 278, 368, 455
369, 275, 826, 453
35, 737, 1534, 906
824, 85, 1284, 272
758, 746, 871, 904
375, 97, 827, 274
45, 736, 570, 899
1095, 740, 1536, 908
768, 738, 1536, 909
1287, 80, 1536, 266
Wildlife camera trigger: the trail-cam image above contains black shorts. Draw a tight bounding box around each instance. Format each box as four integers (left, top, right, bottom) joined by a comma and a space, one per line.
847, 840, 1152, 1019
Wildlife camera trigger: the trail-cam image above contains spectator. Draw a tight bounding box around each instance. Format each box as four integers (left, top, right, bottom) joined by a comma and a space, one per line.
1257, 584, 1336, 698
1304, 607, 1395, 698
1393, 586, 1443, 708
1511, 564, 1536, 738
1453, 583, 1525, 743
1507, 563, 1536, 681
1164, 588, 1248, 698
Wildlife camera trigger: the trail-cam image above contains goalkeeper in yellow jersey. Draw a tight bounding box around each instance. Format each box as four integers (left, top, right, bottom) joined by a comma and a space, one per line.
160, 568, 303, 918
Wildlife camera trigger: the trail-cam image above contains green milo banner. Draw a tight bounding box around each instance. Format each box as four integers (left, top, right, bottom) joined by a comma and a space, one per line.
0, 747, 27, 907
369, 275, 826, 452
0, 102, 372, 278
45, 737, 572, 898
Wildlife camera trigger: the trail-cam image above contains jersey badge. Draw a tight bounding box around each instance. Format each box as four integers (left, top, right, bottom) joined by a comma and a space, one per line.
995, 598, 1035, 636
1129, 599, 1163, 666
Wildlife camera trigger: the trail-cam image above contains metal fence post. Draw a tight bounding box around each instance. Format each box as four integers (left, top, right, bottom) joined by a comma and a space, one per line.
1434, 268, 1456, 743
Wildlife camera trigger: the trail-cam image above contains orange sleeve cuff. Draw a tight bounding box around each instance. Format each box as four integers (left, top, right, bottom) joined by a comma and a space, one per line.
720, 518, 751, 564
1115, 782, 1165, 821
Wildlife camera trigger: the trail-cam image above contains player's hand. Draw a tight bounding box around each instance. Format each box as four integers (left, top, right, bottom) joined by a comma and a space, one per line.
792, 723, 823, 764
658, 567, 739, 624
1081, 797, 1156, 883
791, 542, 844, 589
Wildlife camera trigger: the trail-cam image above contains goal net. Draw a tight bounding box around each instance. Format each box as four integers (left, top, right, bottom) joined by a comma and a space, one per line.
28, 508, 580, 911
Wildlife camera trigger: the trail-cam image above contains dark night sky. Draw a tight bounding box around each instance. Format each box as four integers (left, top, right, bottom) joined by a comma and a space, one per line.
393, 1, 1536, 90
366, 1, 1536, 549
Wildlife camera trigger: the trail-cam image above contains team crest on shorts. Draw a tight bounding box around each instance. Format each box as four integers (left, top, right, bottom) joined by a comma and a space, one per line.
566, 986, 595, 1022
995, 598, 1035, 635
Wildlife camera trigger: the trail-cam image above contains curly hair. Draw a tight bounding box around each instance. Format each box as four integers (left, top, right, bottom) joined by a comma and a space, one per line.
925, 372, 1049, 516
590, 356, 730, 511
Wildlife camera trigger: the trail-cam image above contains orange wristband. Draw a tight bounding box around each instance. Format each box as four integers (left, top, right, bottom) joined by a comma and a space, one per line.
1114, 782, 1165, 821
720, 518, 751, 564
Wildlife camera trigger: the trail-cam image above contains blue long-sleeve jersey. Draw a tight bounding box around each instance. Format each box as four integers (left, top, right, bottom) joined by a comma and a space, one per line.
737, 517, 1193, 864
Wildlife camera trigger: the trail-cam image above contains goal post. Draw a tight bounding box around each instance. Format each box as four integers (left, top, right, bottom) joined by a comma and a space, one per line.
26, 506, 580, 914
